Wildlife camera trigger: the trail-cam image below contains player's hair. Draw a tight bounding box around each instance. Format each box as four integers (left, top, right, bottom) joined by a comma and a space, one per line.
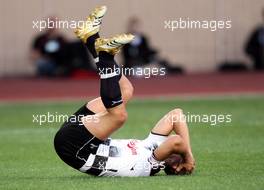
164, 154, 184, 175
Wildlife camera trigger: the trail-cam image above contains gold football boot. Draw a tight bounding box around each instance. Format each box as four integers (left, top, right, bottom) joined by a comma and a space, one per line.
95, 34, 135, 55
75, 6, 107, 43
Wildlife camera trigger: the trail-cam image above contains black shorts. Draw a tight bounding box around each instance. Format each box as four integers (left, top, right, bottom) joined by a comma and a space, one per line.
54, 105, 102, 170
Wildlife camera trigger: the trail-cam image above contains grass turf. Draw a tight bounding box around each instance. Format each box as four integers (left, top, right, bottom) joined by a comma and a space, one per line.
0, 96, 264, 190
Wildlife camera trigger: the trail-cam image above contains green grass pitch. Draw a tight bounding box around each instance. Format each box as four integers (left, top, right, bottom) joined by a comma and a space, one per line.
0, 96, 264, 190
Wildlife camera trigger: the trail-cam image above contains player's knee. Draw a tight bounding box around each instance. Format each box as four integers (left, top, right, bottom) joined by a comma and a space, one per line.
119, 110, 128, 123
128, 85, 134, 99
113, 109, 128, 124
123, 85, 134, 101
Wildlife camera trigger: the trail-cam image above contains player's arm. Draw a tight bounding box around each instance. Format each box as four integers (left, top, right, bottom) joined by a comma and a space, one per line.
151, 108, 195, 173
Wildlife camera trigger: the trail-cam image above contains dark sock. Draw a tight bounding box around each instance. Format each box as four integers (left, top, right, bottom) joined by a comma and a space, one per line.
96, 52, 123, 108
95, 52, 121, 74
85, 33, 100, 58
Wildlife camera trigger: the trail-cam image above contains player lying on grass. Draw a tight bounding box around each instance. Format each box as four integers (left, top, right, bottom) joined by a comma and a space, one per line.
54, 6, 195, 177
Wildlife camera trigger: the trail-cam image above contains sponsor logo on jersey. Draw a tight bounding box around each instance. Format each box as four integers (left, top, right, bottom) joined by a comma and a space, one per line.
127, 140, 138, 155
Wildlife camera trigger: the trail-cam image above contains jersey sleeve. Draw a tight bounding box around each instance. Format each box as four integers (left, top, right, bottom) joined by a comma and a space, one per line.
142, 132, 168, 150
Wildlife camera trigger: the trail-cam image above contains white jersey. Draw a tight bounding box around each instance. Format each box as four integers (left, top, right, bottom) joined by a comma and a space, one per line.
79, 133, 167, 177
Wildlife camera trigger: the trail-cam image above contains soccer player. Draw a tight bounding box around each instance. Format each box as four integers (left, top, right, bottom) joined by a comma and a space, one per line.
54, 6, 195, 177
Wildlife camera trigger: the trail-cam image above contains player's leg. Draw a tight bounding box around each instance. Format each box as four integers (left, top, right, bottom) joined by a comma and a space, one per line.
119, 74, 134, 104
81, 44, 135, 140
87, 74, 134, 113
75, 6, 135, 140
55, 5, 133, 173
75, 30, 134, 140
75, 7, 133, 114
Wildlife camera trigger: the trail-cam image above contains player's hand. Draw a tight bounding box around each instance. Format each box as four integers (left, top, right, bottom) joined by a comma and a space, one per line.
174, 154, 195, 175
175, 162, 195, 174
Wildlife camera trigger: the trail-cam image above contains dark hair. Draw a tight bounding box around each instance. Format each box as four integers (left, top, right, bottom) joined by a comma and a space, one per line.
164, 154, 184, 175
